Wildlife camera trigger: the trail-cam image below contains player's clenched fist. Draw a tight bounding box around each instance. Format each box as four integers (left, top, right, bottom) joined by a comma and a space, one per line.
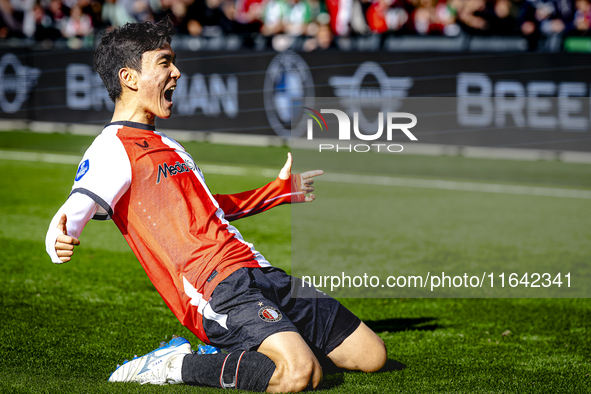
55, 214, 80, 263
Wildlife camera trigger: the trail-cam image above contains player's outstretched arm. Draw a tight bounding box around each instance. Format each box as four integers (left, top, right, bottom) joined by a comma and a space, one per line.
278, 152, 323, 203
213, 153, 324, 220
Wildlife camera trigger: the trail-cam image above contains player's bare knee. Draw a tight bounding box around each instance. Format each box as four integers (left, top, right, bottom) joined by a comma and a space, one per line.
287, 359, 316, 392
361, 336, 387, 373
277, 357, 320, 392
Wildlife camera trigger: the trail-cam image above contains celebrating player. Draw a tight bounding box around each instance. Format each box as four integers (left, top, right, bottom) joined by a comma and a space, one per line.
45, 16, 386, 392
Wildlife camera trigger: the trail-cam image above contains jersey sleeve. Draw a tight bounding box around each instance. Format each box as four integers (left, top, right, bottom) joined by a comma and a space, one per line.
45, 129, 132, 264
213, 174, 305, 221
45, 193, 98, 264
70, 130, 132, 220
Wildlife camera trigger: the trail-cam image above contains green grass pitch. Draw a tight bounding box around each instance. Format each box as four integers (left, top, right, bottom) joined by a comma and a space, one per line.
0, 131, 589, 393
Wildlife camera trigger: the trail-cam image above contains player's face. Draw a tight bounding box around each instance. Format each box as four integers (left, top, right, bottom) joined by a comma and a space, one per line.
136, 43, 181, 121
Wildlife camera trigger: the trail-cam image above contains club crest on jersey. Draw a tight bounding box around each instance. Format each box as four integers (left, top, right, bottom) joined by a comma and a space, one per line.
75, 159, 89, 181
157, 161, 191, 184
258, 306, 282, 322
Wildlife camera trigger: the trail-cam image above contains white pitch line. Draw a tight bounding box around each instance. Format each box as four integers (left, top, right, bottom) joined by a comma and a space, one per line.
2, 149, 590, 199
0, 150, 82, 165
320, 173, 591, 200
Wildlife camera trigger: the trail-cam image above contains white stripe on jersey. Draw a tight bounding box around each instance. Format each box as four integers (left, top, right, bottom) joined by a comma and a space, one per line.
183, 276, 228, 329
224, 191, 304, 219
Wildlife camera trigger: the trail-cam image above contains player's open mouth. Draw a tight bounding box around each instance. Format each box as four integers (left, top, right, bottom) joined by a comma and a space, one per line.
164, 86, 175, 104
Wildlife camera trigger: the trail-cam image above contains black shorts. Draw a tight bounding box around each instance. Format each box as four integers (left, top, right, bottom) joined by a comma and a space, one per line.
202, 267, 361, 355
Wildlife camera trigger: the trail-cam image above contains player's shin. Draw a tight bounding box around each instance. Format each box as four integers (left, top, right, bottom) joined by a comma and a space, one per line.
182, 351, 276, 392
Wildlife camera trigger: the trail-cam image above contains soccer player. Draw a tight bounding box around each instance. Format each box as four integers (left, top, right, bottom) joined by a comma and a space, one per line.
45, 17, 386, 392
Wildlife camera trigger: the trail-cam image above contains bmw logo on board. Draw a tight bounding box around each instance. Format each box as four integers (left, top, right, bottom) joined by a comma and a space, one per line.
263, 52, 315, 139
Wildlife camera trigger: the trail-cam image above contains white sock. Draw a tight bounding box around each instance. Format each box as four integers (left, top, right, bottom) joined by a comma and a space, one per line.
166, 354, 187, 384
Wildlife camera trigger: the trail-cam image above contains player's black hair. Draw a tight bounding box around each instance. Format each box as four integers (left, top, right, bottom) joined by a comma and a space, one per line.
94, 16, 176, 103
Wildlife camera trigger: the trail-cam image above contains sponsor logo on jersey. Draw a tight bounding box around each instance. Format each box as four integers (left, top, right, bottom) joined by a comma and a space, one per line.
75, 159, 89, 181
156, 161, 192, 184
258, 306, 282, 322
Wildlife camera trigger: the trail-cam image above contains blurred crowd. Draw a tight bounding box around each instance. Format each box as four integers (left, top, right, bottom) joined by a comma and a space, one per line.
1, 0, 590, 49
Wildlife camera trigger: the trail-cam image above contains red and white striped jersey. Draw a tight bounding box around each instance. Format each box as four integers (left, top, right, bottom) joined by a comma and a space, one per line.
46, 121, 304, 342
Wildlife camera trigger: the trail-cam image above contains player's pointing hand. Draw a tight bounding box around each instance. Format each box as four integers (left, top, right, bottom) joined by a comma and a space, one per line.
278, 152, 323, 203
55, 214, 81, 263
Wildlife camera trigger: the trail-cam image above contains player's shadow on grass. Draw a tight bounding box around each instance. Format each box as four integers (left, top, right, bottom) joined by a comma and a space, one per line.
319, 317, 440, 388
319, 359, 407, 390
365, 317, 441, 333
315, 318, 437, 389
317, 330, 414, 390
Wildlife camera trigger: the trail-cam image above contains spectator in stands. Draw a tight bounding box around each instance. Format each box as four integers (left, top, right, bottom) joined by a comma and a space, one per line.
457, 0, 518, 36
325, 0, 352, 35
85, 0, 104, 29
153, 0, 188, 29
432, 0, 461, 35
367, 0, 395, 33
373, 0, 422, 34
412, 0, 436, 34
348, 0, 371, 34
125, 0, 153, 22
284, 0, 313, 36
219, 0, 239, 32
488, 0, 519, 35
102, 0, 136, 28
47, 0, 68, 25
181, 0, 208, 36
261, 0, 289, 35
517, 0, 540, 47
0, 0, 24, 37
182, 0, 238, 36
411, 0, 460, 35
32, 1, 62, 40
523, 0, 572, 49
232, 0, 264, 35
61, 3, 93, 37
533, 0, 567, 36
235, 0, 264, 24
315, 19, 335, 46
10, 0, 35, 36
456, 0, 491, 34
0, 0, 582, 49
570, 0, 591, 33
303, 15, 335, 49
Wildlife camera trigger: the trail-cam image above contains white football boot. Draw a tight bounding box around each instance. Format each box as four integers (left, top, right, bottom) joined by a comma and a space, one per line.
108, 335, 192, 385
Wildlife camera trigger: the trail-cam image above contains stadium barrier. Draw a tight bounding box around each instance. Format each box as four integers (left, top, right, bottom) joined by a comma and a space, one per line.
1, 49, 591, 163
